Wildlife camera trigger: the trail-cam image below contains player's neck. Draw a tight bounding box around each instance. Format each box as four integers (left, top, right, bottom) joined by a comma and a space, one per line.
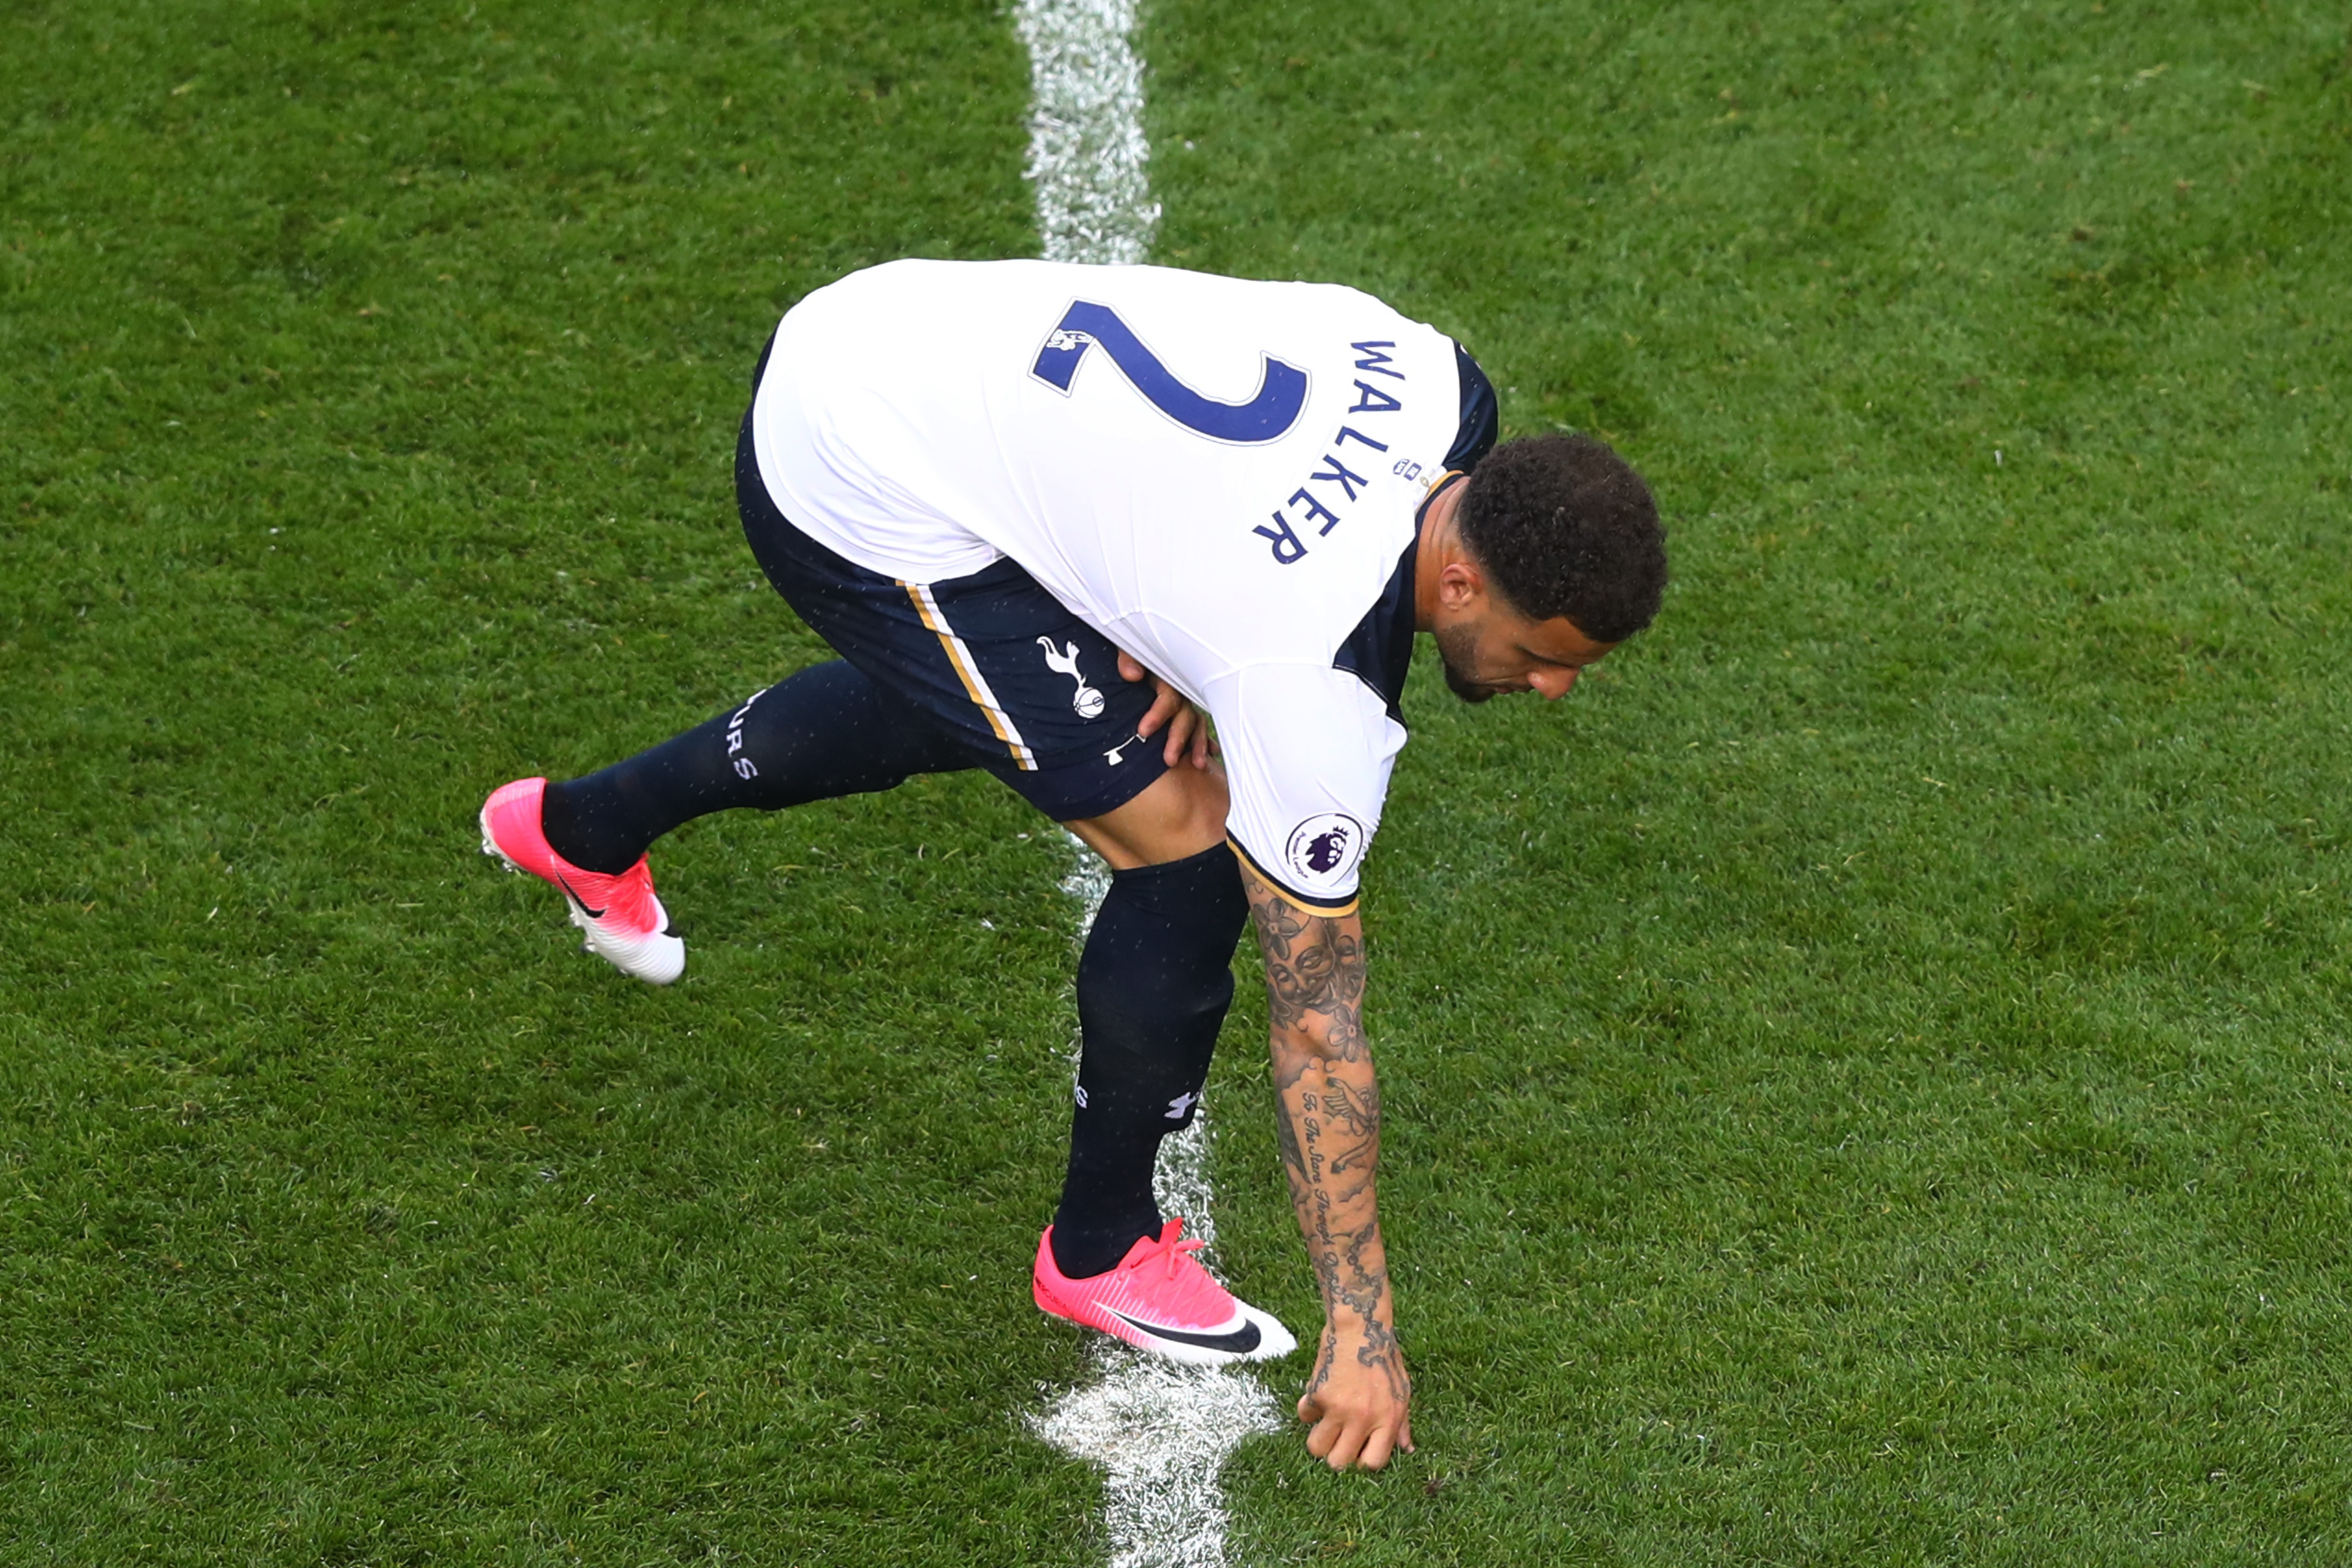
1412, 475, 1469, 632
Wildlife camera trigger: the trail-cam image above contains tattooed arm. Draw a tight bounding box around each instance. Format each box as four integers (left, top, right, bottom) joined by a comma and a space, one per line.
1237, 857, 1412, 1473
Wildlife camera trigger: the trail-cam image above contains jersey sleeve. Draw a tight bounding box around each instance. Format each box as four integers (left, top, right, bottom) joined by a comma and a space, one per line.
1208, 663, 1407, 916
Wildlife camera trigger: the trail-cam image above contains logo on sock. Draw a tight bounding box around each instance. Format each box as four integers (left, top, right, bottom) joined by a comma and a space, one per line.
1164, 1090, 1198, 1121
724, 686, 769, 781
1074, 1083, 1089, 1109
1037, 637, 1106, 719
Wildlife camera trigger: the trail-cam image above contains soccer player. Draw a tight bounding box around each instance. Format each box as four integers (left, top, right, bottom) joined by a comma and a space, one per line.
480, 260, 1666, 1472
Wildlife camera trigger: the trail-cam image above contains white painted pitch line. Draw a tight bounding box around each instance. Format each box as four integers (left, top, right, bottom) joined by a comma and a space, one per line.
1031, 1344, 1280, 1568
1014, 0, 1161, 266
1040, 838, 1279, 1568
1014, 7, 1281, 1559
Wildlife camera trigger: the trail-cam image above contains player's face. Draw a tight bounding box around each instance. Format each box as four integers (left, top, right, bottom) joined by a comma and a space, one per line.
1432, 604, 1616, 704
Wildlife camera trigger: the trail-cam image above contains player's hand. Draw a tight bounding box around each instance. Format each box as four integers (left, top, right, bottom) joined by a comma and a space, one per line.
1118, 649, 1214, 769
1297, 1321, 1414, 1472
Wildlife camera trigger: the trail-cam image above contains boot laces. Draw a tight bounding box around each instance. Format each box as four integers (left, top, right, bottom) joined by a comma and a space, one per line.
1123, 1218, 1207, 1283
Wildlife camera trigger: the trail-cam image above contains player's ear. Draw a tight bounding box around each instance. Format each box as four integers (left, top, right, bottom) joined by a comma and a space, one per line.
1436, 557, 1487, 612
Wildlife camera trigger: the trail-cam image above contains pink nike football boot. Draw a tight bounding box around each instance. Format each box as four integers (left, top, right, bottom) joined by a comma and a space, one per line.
1033, 1219, 1298, 1366
478, 776, 686, 985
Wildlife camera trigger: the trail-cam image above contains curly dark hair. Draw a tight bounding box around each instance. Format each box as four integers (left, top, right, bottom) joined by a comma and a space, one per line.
1454, 433, 1666, 643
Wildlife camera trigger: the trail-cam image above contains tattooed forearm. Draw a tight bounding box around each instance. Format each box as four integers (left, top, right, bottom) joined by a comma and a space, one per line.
1322, 1079, 1379, 1174
1274, 1088, 1310, 1186
1238, 859, 1406, 1404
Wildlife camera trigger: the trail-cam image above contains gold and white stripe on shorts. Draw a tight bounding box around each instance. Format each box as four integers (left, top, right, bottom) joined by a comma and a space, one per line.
899, 579, 1038, 771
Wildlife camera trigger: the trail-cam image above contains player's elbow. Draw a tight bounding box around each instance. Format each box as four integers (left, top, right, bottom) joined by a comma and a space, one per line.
1266, 1011, 1370, 1066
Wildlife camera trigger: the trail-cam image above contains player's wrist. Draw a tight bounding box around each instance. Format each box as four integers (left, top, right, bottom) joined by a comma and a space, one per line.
1321, 1298, 1396, 1335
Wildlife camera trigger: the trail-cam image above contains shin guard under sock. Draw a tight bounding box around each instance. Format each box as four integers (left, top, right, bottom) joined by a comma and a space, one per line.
1050, 843, 1250, 1278
541, 660, 977, 874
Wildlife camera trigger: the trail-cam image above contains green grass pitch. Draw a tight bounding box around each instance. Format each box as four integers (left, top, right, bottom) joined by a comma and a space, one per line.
4, 0, 2349, 1562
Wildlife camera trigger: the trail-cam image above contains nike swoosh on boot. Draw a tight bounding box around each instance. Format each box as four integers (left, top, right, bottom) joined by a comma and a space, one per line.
1108, 1311, 1262, 1355
556, 874, 608, 920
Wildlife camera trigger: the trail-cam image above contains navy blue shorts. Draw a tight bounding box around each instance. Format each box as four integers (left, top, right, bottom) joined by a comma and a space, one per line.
734, 411, 1171, 824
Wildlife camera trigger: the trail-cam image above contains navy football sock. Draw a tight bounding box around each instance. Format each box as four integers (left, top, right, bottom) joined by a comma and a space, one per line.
1050, 843, 1250, 1279
540, 660, 977, 874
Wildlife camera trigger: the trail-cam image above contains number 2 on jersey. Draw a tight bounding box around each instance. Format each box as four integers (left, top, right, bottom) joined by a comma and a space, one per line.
1031, 300, 1307, 444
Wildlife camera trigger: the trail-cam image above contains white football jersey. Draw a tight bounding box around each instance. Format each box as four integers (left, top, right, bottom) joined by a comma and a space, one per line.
750, 259, 1475, 912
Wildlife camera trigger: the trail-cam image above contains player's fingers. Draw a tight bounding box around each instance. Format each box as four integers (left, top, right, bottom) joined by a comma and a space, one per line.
1189, 713, 1212, 769
1117, 649, 1147, 683
1398, 1414, 1415, 1454
1136, 680, 1181, 739
1161, 705, 1196, 767
1357, 1422, 1397, 1473
1320, 1415, 1369, 1472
